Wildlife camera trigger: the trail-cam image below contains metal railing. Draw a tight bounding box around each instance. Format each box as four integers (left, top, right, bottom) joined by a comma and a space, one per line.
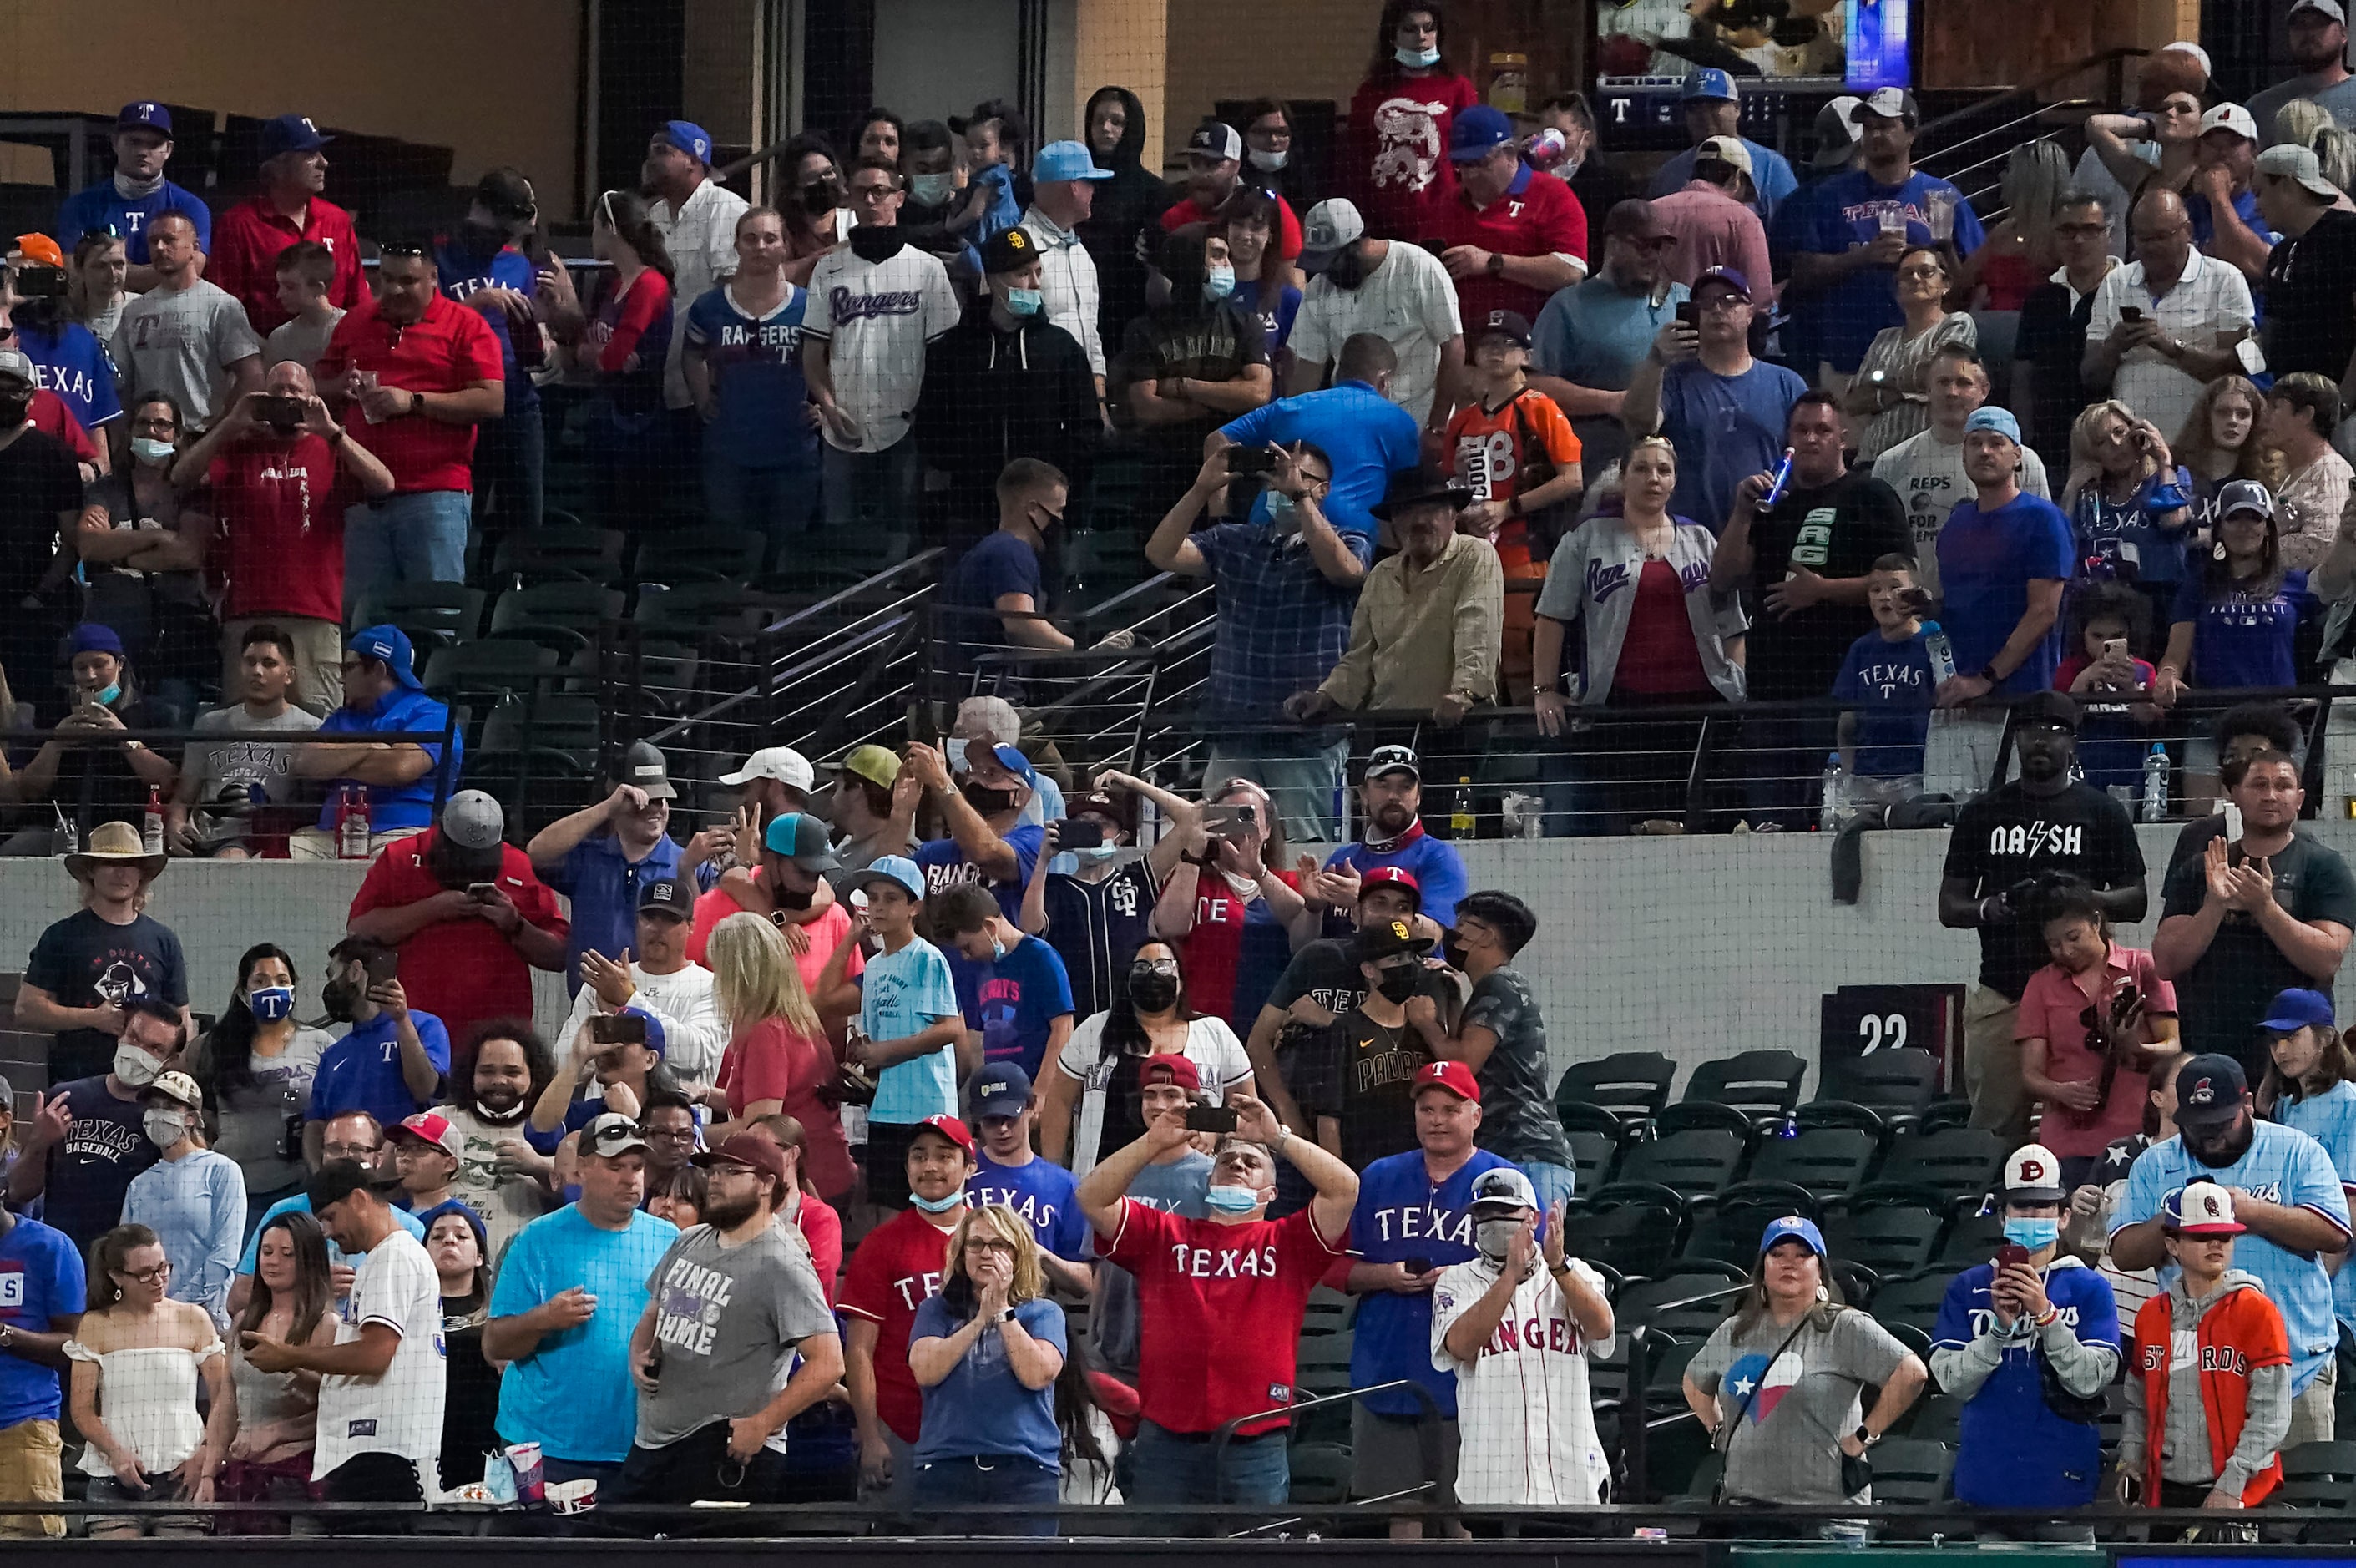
1914, 47, 2147, 220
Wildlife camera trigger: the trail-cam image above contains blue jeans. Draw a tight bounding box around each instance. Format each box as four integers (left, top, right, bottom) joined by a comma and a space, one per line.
1524, 1161, 1580, 1213
913, 1454, 1060, 1536
344, 490, 472, 620
1127, 1420, 1290, 1512
705, 453, 820, 565
821, 438, 921, 531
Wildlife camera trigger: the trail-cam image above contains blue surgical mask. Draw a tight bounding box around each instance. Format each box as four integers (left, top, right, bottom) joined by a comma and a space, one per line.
1247, 148, 1288, 174
945, 737, 970, 772
1204, 1184, 1261, 1214
989, 937, 1009, 963
1203, 264, 1236, 301
910, 1190, 966, 1215
910, 171, 957, 205
1075, 842, 1121, 862
93, 682, 121, 707
248, 985, 295, 1023
1005, 286, 1043, 316
130, 438, 176, 466
1396, 43, 1441, 68
2002, 1217, 2060, 1252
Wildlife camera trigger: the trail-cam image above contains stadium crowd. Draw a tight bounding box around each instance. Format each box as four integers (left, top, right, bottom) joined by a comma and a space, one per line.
13, 0, 2356, 1544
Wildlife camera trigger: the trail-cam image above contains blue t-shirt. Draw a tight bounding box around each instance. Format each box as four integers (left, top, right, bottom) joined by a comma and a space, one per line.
2171, 569, 2311, 690
543, 831, 684, 994
862, 937, 963, 1125
967, 1152, 1090, 1262
235, 1192, 427, 1277
305, 1009, 453, 1130
2113, 1120, 2353, 1393
915, 822, 1045, 925
2073, 467, 2193, 587
950, 934, 1073, 1078
313, 686, 460, 832
1833, 627, 1936, 777
1231, 277, 1302, 354
968, 164, 1024, 247
683, 282, 818, 471
488, 1205, 680, 1461
1348, 1147, 1512, 1418
15, 319, 122, 432
2277, 1080, 2356, 1337
946, 530, 1045, 673
908, 1292, 1065, 1469
1648, 139, 1799, 222
1935, 493, 2074, 695
1323, 832, 1470, 928
56, 179, 212, 263
1216, 381, 1423, 539
1533, 278, 1687, 402
1795, 169, 1987, 370
1930, 1258, 2118, 1507
434, 239, 541, 410
0, 1215, 86, 1427
1656, 357, 1810, 535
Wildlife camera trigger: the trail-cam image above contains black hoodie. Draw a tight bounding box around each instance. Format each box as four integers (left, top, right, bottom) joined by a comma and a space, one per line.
1077, 85, 1170, 348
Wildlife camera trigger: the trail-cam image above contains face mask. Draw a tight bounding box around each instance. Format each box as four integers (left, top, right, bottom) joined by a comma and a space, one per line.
945, 737, 971, 772
129, 438, 175, 465
1374, 969, 1418, 1004
113, 1043, 162, 1087
847, 225, 905, 264
1440, 936, 1468, 970
1247, 148, 1288, 173
1129, 969, 1179, 1012
1205, 1184, 1262, 1214
1005, 286, 1044, 316
1075, 841, 1122, 862
801, 178, 841, 215
910, 1189, 965, 1215
989, 937, 1009, 963
1476, 1217, 1523, 1261
910, 172, 956, 205
1396, 43, 1442, 68
774, 883, 816, 912
247, 985, 294, 1023
2002, 1217, 2060, 1252
962, 781, 1016, 815
1322, 248, 1368, 291
321, 975, 363, 1024
1203, 264, 1236, 301
1264, 492, 1301, 536
91, 682, 122, 707
143, 1110, 187, 1149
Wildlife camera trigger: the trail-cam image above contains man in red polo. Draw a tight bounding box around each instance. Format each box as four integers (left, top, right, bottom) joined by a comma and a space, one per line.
1428, 107, 1587, 326
208, 115, 365, 336
315, 241, 504, 619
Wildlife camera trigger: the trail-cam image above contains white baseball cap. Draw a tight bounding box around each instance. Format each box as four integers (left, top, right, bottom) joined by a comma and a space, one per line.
718, 746, 814, 792
2201, 103, 2259, 143
2291, 0, 2347, 25
2003, 1142, 2066, 1202
1696, 134, 1755, 177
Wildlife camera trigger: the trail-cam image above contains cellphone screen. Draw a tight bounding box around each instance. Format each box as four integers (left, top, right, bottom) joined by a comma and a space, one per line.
590, 1014, 647, 1047
1057, 818, 1106, 850
364, 951, 399, 984
1995, 1242, 2031, 1270
1185, 1105, 1239, 1134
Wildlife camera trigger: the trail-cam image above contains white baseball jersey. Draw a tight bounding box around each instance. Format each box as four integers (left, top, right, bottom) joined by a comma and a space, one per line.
802, 242, 960, 453
1430, 1254, 1615, 1505
312, 1224, 446, 1485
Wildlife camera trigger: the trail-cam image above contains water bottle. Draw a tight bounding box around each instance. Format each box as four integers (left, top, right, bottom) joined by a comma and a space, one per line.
1758, 446, 1797, 513
2141, 744, 2170, 822
1448, 776, 1476, 840
1922, 619, 1957, 686
141, 786, 164, 857
1819, 754, 1848, 832
337, 786, 373, 859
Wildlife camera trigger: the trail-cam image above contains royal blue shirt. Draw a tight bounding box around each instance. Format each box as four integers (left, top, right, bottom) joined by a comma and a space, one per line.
1348, 1146, 1514, 1418
949, 933, 1074, 1080
967, 1152, 1090, 1262
1216, 382, 1423, 540
1231, 277, 1302, 354
2072, 466, 2193, 587
2171, 569, 2311, 691
1793, 169, 1987, 370
944, 530, 1045, 674
915, 822, 1044, 926
56, 179, 212, 264
1935, 493, 2074, 695
14, 319, 121, 432
313, 685, 459, 832
542, 831, 684, 994
1656, 357, 1810, 535
908, 1293, 1065, 1469
434, 238, 540, 409
0, 1214, 85, 1427
684, 282, 819, 472
305, 1009, 452, 1130
1833, 627, 1936, 777
1323, 831, 1470, 928
1931, 1257, 2118, 1507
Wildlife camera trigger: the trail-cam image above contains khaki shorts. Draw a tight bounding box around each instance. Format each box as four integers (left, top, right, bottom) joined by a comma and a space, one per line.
0, 1419, 63, 1537
1964, 984, 2030, 1143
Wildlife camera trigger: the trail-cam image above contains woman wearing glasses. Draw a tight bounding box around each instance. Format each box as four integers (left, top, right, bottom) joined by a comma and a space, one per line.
1844, 245, 1975, 462
67, 1223, 234, 1537
1039, 939, 1251, 1176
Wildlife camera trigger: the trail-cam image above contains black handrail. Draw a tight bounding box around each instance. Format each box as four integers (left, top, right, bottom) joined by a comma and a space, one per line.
1610, 1281, 1753, 1503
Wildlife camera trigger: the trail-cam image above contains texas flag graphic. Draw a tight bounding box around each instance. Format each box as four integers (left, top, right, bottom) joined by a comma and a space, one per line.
1724, 1350, 1806, 1423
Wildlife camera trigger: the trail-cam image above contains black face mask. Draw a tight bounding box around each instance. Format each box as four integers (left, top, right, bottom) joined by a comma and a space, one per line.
1374, 969, 1418, 1004
847, 224, 905, 264
1128, 969, 1180, 1013
1439, 936, 1468, 971
321, 975, 362, 1023
801, 177, 842, 215
0, 392, 30, 427
962, 782, 1016, 816
1322, 245, 1369, 291
773, 883, 816, 913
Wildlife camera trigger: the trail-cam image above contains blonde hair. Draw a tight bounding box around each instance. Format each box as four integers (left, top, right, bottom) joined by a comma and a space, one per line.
948, 1203, 1045, 1306
1628, 434, 1677, 468
2069, 399, 2155, 483
707, 911, 822, 1039
2278, 98, 2335, 152
2001, 139, 2072, 255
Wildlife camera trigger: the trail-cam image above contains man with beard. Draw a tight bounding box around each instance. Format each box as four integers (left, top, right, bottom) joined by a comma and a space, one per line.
1313, 747, 1469, 929
2248, 0, 2356, 147
346, 789, 569, 1042
2111, 1055, 2352, 1446
434, 1019, 556, 1267
1939, 692, 2147, 1144
559, 878, 726, 1098
305, 938, 450, 1146
691, 816, 861, 1030
435, 166, 546, 532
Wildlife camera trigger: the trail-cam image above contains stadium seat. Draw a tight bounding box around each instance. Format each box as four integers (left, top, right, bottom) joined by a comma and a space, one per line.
1866, 1267, 1960, 1338
1301, 1286, 1354, 1338
474, 695, 600, 774
1746, 1125, 1879, 1203
1814, 1049, 1942, 1125
1677, 1182, 1822, 1268
2278, 1441, 2356, 1534
421, 639, 559, 703
634, 524, 770, 586
488, 583, 627, 653
1565, 1191, 1682, 1278
1823, 1201, 1946, 1284
630, 581, 779, 642
1602, 1129, 1747, 1203
1678, 1050, 1807, 1124
1286, 1442, 1353, 1505
1652, 1100, 1756, 1140
565, 640, 703, 719
1936, 1210, 2007, 1264
354, 580, 483, 650
1558, 1102, 1625, 1195
1870, 1127, 2006, 1208
489, 525, 627, 586
1900, 1390, 1964, 1445
1867, 1437, 1954, 1505
1615, 1265, 1747, 1340
1555, 1051, 1676, 1131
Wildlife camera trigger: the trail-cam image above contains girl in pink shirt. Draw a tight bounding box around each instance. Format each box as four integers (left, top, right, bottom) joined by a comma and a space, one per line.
2017, 879, 2179, 1186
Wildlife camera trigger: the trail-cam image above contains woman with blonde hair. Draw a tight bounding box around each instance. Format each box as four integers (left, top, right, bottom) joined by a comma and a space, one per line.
2062, 398, 2193, 631
2273, 101, 2356, 200
1959, 139, 2072, 311
705, 911, 854, 1203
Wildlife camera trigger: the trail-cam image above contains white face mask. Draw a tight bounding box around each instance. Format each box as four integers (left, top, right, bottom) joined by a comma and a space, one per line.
143, 1109, 187, 1149
1475, 1216, 1524, 1261
1247, 147, 1287, 173
113, 1043, 163, 1088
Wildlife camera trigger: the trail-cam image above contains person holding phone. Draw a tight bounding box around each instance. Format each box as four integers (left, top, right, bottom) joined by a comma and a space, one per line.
2017, 878, 2181, 1190
1929, 1144, 2121, 1523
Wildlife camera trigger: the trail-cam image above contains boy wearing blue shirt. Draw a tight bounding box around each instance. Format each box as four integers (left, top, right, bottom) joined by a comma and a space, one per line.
826, 855, 964, 1211
933, 883, 1074, 1080
53, 102, 212, 279
304, 937, 450, 1150
1931, 1143, 2119, 1513
965, 1063, 1092, 1293
1835, 554, 1937, 795
0, 1204, 87, 1537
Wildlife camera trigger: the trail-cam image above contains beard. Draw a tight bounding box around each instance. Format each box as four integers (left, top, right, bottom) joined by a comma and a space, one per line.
701, 1190, 762, 1231
1373, 800, 1415, 832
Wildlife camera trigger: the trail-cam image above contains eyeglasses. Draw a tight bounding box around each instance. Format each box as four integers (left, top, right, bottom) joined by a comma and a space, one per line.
114, 1262, 172, 1285
1132, 959, 1179, 975
1695, 294, 1748, 313
321, 1142, 380, 1161
643, 1126, 697, 1145
964, 1237, 1017, 1256
1896, 266, 1946, 281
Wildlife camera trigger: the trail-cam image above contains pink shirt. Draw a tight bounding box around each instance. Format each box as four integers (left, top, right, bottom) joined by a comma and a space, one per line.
2013, 944, 2177, 1156
1651, 181, 1777, 301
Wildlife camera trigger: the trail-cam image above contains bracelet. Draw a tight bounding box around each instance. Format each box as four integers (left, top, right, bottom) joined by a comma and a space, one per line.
2034, 1304, 2062, 1328
1273, 1125, 1292, 1156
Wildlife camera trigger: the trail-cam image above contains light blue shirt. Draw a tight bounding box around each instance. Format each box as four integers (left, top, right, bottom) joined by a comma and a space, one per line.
488, 1205, 679, 1462
2277, 1080, 2356, 1338
861, 937, 962, 1125
123, 1148, 246, 1327
236, 1193, 427, 1277
1216, 381, 1423, 539
2113, 1120, 2353, 1393
1648, 139, 1798, 222
1531, 276, 1689, 397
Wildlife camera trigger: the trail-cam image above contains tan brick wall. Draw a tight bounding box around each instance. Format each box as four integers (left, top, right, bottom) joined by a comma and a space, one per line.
1160, 0, 1387, 175
1075, 0, 1170, 171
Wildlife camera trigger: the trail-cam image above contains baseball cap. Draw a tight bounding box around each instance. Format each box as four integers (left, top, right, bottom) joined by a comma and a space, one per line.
1352, 916, 1436, 965
976, 743, 1037, 788
2261, 988, 2337, 1034
1681, 68, 1739, 103
11, 234, 63, 269
2016, 690, 2081, 734
1696, 134, 1755, 177
1449, 105, 1517, 162
2166, 1180, 2248, 1235
981, 225, 1039, 275
578, 1111, 652, 1161
837, 743, 902, 792
1474, 309, 1533, 347
1693, 265, 1752, 301
1069, 789, 1134, 832
1414, 1060, 1481, 1104
2201, 104, 2260, 143
1468, 1166, 1539, 1215
440, 789, 505, 851
1366, 743, 1421, 782
1139, 1055, 1202, 1092
637, 876, 692, 920
913, 1113, 975, 1155
1358, 865, 1423, 909
307, 1158, 398, 1211
2293, 0, 2348, 20
347, 624, 423, 690
391, 1110, 463, 1160
2258, 143, 2343, 202
2175, 1053, 2250, 1133
1298, 198, 1367, 271
971, 1062, 1035, 1116
1813, 96, 1863, 169
1186, 122, 1244, 163
848, 854, 926, 903
67, 622, 124, 658
0, 346, 34, 387
2002, 1142, 2066, 1203
146, 1070, 204, 1113
1855, 87, 1919, 126
1603, 198, 1675, 243
656, 119, 715, 164
2217, 478, 2278, 520
1963, 406, 2023, 445
259, 114, 332, 161
116, 102, 172, 134
719, 746, 815, 792
694, 1134, 788, 1183
762, 811, 840, 871
1034, 139, 1111, 184
1761, 1214, 1828, 1255
612, 739, 676, 802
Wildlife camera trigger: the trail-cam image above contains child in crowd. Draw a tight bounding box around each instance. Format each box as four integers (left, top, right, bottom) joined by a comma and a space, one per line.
950, 99, 1026, 247
2016, 878, 2178, 1191
263, 241, 343, 371
2257, 988, 2356, 1353
1833, 553, 1935, 807
823, 854, 963, 1217
2055, 581, 2161, 795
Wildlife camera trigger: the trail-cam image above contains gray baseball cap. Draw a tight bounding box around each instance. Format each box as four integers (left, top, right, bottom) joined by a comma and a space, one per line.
441, 789, 505, 851
611, 739, 677, 802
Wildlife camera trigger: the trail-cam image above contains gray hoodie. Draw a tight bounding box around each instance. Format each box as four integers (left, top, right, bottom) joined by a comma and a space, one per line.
2116, 1268, 2292, 1499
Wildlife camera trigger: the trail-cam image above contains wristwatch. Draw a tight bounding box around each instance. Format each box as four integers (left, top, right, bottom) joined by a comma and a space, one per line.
1975, 664, 2000, 685
996, 1308, 1018, 1327
1853, 1424, 1880, 1449
1486, 252, 1506, 276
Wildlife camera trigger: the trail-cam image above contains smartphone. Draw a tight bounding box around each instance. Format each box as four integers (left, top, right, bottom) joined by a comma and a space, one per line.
256, 393, 306, 427
10, 264, 65, 299
1203, 802, 1256, 840
1675, 300, 1699, 328
364, 950, 399, 985
468, 882, 498, 901
1403, 1257, 1433, 1277
2118, 306, 2144, 323
2102, 637, 2128, 660
1226, 446, 1279, 477
591, 1014, 648, 1048
1056, 817, 1106, 850
1185, 1105, 1239, 1134
1898, 586, 1934, 614
1995, 1242, 2031, 1271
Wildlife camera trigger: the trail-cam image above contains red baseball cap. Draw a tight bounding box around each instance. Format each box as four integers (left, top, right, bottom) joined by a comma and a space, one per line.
1140, 1055, 1203, 1092
390, 1110, 463, 1160
914, 1114, 975, 1155
1413, 1060, 1481, 1103
1359, 865, 1423, 908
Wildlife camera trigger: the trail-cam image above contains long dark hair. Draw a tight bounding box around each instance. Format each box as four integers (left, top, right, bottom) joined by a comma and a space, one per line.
1368, 0, 1449, 78
443, 1017, 554, 1120
1098, 940, 1196, 1063
1054, 1328, 1111, 1474
2204, 495, 2285, 601
86, 1223, 162, 1313
236, 1209, 331, 1346
200, 943, 298, 1095
1727, 1242, 1848, 1340
595, 189, 676, 286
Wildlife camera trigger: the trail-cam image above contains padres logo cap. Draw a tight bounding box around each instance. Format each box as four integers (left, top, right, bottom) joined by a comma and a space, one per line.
2003, 1142, 2065, 1202
980, 225, 1036, 275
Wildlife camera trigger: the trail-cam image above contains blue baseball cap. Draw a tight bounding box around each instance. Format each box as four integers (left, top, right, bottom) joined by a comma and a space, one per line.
67, 622, 124, 658
259, 114, 331, 161
1034, 140, 1111, 184
1963, 406, 2022, 446
848, 853, 926, 903
346, 624, 423, 689
1449, 105, 1517, 162
1759, 1214, 1827, 1256
971, 1062, 1035, 1116
1693, 265, 1752, 301
2262, 988, 2337, 1034
1682, 68, 1740, 104
116, 102, 171, 135
655, 119, 714, 164
983, 743, 1037, 788
762, 810, 840, 871
621, 1006, 668, 1059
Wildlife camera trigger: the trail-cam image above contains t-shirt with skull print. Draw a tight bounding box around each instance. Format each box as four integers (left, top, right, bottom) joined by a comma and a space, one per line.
25, 908, 188, 1080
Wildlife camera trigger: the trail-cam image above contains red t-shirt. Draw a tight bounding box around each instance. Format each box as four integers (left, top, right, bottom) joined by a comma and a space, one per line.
1096, 1200, 1346, 1435
686, 878, 865, 995
346, 832, 569, 1042
207, 432, 349, 623
1427, 165, 1590, 324
28, 390, 96, 467
314, 292, 503, 495
1160, 193, 1303, 262
838, 1205, 960, 1443
792, 1190, 844, 1305
1347, 71, 1482, 240
1175, 868, 1299, 1025
209, 194, 367, 336
715, 1017, 857, 1201
2012, 945, 2177, 1157
1614, 559, 1711, 696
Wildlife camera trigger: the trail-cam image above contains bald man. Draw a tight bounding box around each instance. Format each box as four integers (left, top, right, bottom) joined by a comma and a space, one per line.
2082, 187, 2255, 443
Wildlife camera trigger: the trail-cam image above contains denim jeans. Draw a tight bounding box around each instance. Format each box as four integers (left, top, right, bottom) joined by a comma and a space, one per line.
1127, 1420, 1290, 1515
1524, 1161, 1580, 1212
1201, 732, 1350, 846
705, 453, 821, 566
913, 1454, 1060, 1536
344, 490, 473, 620
821, 438, 921, 532
471, 398, 546, 534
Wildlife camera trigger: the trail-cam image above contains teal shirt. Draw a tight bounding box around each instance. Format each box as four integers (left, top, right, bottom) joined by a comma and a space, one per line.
861, 936, 961, 1125
488, 1205, 679, 1461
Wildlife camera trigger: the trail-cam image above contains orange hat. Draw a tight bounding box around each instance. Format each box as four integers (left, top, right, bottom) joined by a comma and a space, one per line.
11, 235, 63, 268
